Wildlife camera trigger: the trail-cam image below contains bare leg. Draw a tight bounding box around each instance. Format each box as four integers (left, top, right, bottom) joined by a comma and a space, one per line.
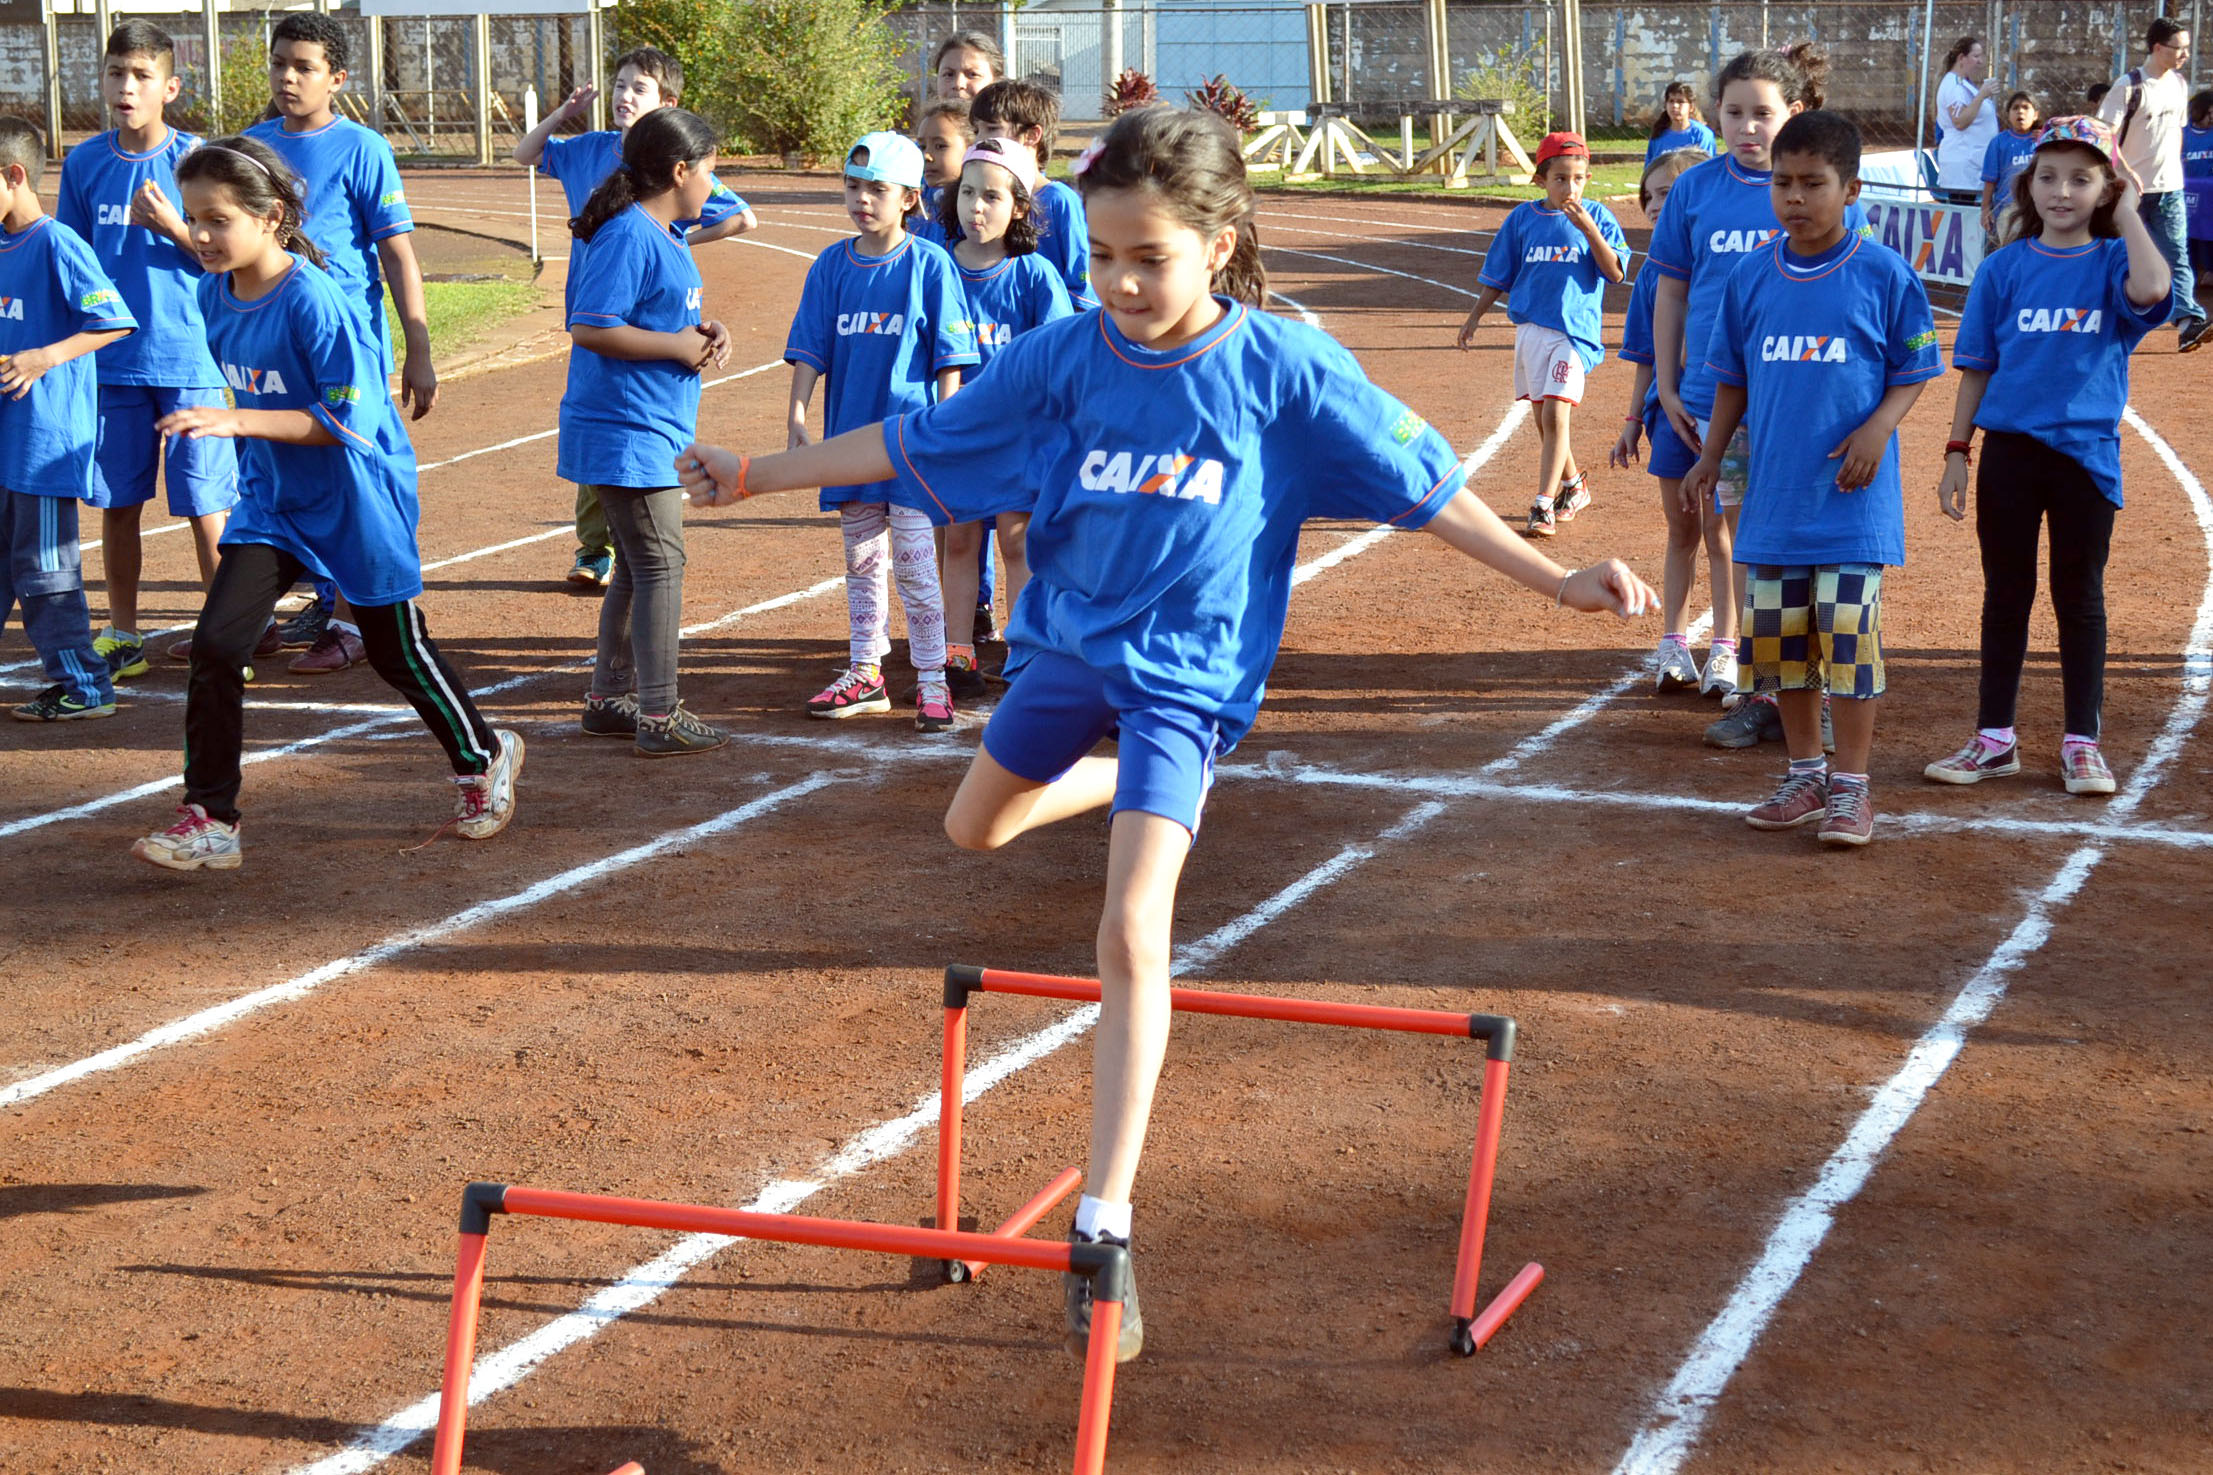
1657, 476, 1700, 634
941, 520, 984, 651
187, 510, 227, 589
1775, 688, 1828, 761
944, 745, 1119, 851
101, 506, 144, 633
1826, 694, 1877, 773
998, 513, 1031, 615
1534, 401, 1573, 507
1086, 810, 1191, 1204
1705, 501, 1739, 644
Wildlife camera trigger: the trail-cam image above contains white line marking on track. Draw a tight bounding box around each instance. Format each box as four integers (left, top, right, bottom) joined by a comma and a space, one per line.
1609, 405, 2213, 1475
1290, 401, 1530, 587
1266, 243, 1482, 300
0, 773, 841, 1110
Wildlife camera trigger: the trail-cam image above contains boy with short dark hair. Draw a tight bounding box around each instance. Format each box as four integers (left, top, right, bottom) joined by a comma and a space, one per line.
57, 20, 239, 681
512, 43, 757, 588
1686, 110, 1943, 846
1456, 130, 1628, 537
0, 117, 138, 720
244, 11, 435, 673
969, 79, 1094, 307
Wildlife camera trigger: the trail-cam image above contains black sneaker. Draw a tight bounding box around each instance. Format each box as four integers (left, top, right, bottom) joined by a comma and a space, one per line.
581, 691, 639, 737
1063, 1228, 1143, 1363
11, 683, 116, 722
1703, 695, 1782, 748
974, 602, 1000, 645
278, 599, 333, 648
945, 658, 988, 701
2179, 316, 2210, 354
635, 703, 728, 757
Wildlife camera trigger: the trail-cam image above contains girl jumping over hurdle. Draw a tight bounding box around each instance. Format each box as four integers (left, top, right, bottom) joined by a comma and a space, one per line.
675, 106, 1655, 1362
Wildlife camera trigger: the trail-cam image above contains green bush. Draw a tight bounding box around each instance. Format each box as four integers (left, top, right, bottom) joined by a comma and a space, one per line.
214, 27, 276, 134
623, 0, 906, 161
1454, 56, 1552, 136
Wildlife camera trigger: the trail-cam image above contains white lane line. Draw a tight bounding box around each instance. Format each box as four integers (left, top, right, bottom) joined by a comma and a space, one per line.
735, 236, 823, 262
1269, 287, 1322, 328
1267, 243, 1482, 301
413, 358, 783, 474
1263, 219, 1493, 258
1290, 402, 1532, 588
80, 519, 190, 555
0, 773, 841, 1110
285, 799, 1450, 1475
1609, 405, 2213, 1475
0, 577, 845, 843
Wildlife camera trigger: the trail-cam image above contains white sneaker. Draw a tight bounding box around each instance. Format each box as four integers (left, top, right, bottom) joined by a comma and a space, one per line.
132, 803, 243, 871
1701, 646, 1740, 699
1654, 640, 1701, 693
453, 729, 525, 840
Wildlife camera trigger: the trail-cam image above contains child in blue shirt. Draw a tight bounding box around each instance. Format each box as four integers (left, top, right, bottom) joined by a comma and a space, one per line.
561, 109, 732, 758
1650, 42, 1873, 744
55, 21, 239, 683
1979, 91, 2042, 244
244, 11, 435, 673
1610, 144, 1725, 695
784, 130, 978, 732
0, 118, 136, 722
910, 97, 973, 251
1686, 111, 1943, 847
674, 107, 1658, 1365
1926, 115, 2173, 797
932, 137, 1074, 699
512, 46, 757, 590
1645, 82, 1720, 163
970, 80, 1097, 309
130, 136, 521, 872
1458, 130, 1627, 538
2185, 89, 2213, 281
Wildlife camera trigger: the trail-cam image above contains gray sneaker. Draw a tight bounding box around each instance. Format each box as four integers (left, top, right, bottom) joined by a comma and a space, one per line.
581, 691, 639, 737
1704, 695, 1782, 748
1063, 1228, 1143, 1363
636, 703, 728, 758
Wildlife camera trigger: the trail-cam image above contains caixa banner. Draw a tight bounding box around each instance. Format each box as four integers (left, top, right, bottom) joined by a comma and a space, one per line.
1862, 199, 1985, 288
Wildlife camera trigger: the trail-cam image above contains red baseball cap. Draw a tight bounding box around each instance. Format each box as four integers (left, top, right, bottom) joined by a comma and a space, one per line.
1534, 132, 1590, 170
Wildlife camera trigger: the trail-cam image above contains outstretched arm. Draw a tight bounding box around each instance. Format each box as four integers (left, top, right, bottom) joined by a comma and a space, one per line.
1422, 489, 1656, 616
677, 423, 896, 508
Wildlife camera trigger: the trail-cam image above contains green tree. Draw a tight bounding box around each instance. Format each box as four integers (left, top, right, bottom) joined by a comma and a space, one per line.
720, 0, 907, 160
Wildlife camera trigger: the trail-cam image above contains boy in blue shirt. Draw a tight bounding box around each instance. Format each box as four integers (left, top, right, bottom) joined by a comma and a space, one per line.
0, 118, 138, 721
1686, 111, 1943, 847
1980, 91, 2042, 244
57, 21, 239, 682
244, 12, 433, 673
512, 45, 758, 589
1456, 131, 1628, 536
2186, 89, 2213, 282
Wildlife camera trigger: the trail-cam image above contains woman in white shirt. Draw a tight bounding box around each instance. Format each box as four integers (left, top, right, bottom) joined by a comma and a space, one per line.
1935, 35, 2001, 202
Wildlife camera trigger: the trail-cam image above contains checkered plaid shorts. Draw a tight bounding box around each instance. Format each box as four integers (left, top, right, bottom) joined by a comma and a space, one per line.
1744, 563, 1887, 699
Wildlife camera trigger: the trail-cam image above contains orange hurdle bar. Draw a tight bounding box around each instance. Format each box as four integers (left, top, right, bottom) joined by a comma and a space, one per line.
937, 964, 1541, 1357
430, 1181, 1130, 1475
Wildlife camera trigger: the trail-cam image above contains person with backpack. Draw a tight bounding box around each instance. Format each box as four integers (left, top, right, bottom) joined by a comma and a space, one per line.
2098, 15, 2209, 350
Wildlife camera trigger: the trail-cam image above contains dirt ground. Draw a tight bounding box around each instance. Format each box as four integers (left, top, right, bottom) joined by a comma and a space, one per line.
0, 169, 2208, 1475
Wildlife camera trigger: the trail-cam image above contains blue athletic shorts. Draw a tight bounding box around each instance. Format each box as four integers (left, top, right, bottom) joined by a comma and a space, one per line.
982, 648, 1225, 836
88, 384, 240, 516
1645, 405, 1697, 481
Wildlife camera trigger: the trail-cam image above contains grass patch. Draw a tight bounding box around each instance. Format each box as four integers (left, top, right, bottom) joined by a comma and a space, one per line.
385, 279, 543, 363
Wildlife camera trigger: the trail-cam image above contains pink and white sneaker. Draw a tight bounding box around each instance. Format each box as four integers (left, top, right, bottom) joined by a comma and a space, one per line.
132, 803, 243, 871
915, 679, 955, 734
805, 665, 891, 719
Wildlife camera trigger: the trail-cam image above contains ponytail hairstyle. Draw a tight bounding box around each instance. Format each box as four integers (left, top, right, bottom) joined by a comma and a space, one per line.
1650, 80, 1704, 139
1942, 35, 1983, 74
174, 134, 326, 268
2008, 139, 2123, 245
1713, 41, 1829, 113
1073, 105, 1266, 307
572, 106, 718, 242
936, 137, 1041, 255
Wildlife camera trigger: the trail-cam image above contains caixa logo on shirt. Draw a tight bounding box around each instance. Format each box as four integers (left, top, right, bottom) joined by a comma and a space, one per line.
1761, 334, 1849, 362
0, 296, 22, 321
1709, 228, 1780, 253
97, 203, 133, 225
1524, 244, 1584, 263
221, 362, 292, 397
2016, 307, 2103, 334
1078, 449, 1226, 505
837, 311, 905, 337
685, 287, 702, 312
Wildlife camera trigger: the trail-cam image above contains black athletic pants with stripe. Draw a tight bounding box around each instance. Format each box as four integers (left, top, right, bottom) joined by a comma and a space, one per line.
184, 542, 499, 823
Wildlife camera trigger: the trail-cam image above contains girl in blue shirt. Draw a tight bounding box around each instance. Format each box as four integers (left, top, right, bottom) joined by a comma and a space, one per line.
784, 131, 978, 732
561, 108, 732, 758
131, 136, 521, 872
933, 137, 1074, 698
1650, 41, 1849, 728
675, 107, 1656, 1364
1979, 92, 2041, 245
2185, 89, 2213, 280
1645, 81, 1719, 164
1927, 116, 2173, 798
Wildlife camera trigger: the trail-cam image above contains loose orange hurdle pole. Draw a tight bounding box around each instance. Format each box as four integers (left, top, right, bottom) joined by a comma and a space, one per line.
939, 965, 1542, 1355
430, 1182, 1129, 1475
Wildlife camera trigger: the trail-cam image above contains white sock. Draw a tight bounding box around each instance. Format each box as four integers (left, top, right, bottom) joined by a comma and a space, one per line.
332, 619, 362, 638
1075, 1194, 1131, 1241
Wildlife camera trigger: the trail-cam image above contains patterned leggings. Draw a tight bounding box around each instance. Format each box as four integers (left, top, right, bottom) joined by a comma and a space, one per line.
840, 502, 946, 680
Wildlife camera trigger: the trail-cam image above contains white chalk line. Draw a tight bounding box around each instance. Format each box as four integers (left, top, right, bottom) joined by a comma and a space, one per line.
1265, 243, 1484, 301
1609, 404, 2213, 1475
0, 577, 845, 844
0, 773, 840, 1112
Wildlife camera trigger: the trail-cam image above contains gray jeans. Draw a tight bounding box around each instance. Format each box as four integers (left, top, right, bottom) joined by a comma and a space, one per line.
589, 484, 687, 714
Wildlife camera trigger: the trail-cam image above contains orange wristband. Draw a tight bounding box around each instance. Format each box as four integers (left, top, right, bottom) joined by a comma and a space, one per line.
735, 452, 752, 500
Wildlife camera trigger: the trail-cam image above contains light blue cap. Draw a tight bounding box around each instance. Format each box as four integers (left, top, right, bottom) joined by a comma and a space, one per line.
845, 131, 924, 189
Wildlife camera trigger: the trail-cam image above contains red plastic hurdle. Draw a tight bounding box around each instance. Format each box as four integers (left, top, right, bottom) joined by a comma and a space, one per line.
429, 1181, 1132, 1475
936, 965, 1545, 1356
